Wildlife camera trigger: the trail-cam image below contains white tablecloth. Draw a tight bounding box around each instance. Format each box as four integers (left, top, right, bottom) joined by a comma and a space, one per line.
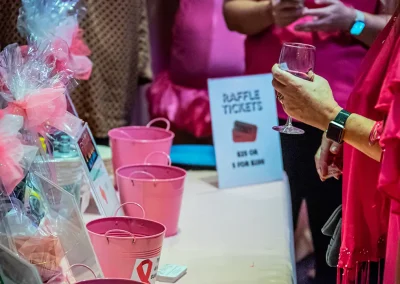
84, 171, 296, 284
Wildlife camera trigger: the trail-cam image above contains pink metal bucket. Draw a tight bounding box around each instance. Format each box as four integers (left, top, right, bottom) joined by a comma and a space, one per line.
78, 280, 144, 284
48, 264, 145, 284
108, 118, 174, 179
86, 203, 166, 284
116, 152, 186, 237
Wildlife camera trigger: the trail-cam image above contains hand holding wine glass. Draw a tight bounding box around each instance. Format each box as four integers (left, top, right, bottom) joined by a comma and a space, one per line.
272, 42, 316, 134
271, 62, 341, 132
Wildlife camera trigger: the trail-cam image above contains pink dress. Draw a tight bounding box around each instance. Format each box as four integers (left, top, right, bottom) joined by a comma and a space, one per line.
337, 6, 400, 283
147, 0, 245, 138
245, 0, 379, 119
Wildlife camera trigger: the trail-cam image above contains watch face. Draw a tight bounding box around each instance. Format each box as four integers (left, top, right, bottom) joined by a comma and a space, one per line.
327, 122, 344, 143
350, 21, 366, 36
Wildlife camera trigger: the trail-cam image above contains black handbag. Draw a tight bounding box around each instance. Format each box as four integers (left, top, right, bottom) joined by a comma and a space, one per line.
322, 205, 342, 267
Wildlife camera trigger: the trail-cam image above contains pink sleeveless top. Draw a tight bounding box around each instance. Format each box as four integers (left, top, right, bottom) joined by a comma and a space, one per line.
245, 0, 380, 119
147, 0, 245, 138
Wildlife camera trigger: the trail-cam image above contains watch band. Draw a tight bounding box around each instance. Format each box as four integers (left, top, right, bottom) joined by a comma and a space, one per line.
355, 9, 365, 23
350, 9, 366, 35
334, 109, 351, 127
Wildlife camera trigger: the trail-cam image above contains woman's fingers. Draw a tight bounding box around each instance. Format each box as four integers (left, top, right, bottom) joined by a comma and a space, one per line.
302, 6, 330, 17
275, 1, 303, 10
315, 147, 325, 181
329, 142, 341, 154
271, 78, 286, 94
319, 134, 333, 178
274, 5, 304, 18
295, 20, 331, 32
272, 64, 302, 86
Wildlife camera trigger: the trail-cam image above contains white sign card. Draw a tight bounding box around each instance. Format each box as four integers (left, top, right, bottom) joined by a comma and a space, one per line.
75, 124, 121, 216
208, 74, 284, 188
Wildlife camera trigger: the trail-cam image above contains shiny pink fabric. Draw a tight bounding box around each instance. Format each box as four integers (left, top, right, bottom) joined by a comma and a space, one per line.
0, 113, 36, 196
375, 26, 400, 283
0, 135, 24, 195
52, 28, 92, 81
68, 28, 92, 80
147, 0, 245, 138
20, 28, 92, 81
245, 0, 379, 119
148, 72, 211, 138
340, 7, 400, 283
5, 86, 82, 137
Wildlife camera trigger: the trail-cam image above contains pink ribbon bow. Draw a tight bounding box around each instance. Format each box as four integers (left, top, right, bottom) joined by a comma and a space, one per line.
0, 135, 24, 195
52, 27, 92, 81
6, 85, 83, 138
69, 28, 93, 80
0, 113, 37, 195
21, 27, 92, 81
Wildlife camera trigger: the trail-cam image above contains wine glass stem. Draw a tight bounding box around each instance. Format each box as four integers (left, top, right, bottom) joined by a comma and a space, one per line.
286, 117, 293, 127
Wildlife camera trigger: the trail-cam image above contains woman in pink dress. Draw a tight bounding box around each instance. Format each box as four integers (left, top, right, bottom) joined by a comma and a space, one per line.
271, 3, 400, 282
224, 0, 394, 282
147, 0, 246, 142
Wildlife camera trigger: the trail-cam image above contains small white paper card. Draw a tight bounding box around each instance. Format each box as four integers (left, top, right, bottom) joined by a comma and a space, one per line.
208, 74, 284, 188
76, 124, 121, 216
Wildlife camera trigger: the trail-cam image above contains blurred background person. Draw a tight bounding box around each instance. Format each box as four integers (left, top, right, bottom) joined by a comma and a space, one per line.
146, 0, 246, 144
223, 0, 395, 283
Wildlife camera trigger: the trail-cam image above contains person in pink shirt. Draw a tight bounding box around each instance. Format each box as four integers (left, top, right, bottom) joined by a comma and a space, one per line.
224, 0, 395, 282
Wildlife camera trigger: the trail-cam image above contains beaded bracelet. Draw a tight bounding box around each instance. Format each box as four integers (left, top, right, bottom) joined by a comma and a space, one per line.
369, 121, 384, 146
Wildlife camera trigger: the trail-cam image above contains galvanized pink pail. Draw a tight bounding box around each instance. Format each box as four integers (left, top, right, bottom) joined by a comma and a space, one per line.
116, 152, 186, 237
77, 280, 144, 284
108, 118, 174, 179
86, 203, 165, 284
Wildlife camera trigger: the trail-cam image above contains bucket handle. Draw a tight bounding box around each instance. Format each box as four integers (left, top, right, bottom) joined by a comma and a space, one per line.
47, 264, 97, 283
146, 118, 171, 131
105, 229, 137, 244
144, 151, 172, 166
117, 129, 132, 139
129, 171, 157, 187
115, 202, 146, 218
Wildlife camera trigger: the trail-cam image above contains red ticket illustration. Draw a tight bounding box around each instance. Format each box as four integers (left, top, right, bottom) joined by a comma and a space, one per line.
232, 121, 258, 143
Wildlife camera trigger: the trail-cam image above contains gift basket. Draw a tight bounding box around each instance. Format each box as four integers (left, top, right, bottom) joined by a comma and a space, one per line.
0, 43, 102, 283
14, 0, 114, 215
0, 243, 42, 284
18, 0, 92, 81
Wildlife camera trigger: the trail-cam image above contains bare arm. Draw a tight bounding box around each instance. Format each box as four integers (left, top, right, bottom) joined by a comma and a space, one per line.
345, 0, 397, 160
223, 0, 273, 35
312, 104, 382, 162
355, 12, 392, 47
295, 0, 396, 47
310, 104, 382, 161
356, 0, 399, 46
342, 113, 382, 162
271, 64, 384, 162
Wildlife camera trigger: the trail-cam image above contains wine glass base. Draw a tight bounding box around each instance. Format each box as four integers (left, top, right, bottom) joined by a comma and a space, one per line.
272, 125, 305, 135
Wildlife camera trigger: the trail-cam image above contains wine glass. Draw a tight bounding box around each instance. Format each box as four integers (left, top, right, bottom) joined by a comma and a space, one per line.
272, 42, 316, 135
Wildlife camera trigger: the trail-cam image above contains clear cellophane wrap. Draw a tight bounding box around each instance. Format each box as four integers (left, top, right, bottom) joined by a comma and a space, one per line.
17, 0, 92, 80
0, 44, 101, 283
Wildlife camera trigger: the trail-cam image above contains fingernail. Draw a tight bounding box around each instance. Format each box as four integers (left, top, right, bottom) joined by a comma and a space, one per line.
331, 146, 337, 153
